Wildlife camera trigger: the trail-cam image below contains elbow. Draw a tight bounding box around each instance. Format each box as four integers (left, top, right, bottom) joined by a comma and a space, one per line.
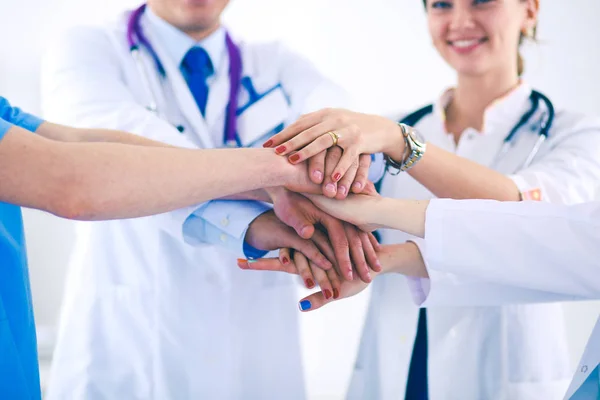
47, 172, 101, 221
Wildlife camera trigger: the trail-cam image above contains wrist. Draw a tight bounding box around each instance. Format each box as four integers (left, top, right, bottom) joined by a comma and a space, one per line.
265, 186, 286, 203
380, 242, 427, 277
383, 122, 406, 162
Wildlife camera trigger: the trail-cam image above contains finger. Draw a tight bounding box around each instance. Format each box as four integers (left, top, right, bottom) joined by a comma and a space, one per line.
308, 151, 326, 184
368, 232, 382, 252
322, 147, 342, 198
336, 157, 359, 200
352, 154, 372, 194
359, 231, 382, 272
280, 201, 315, 239
344, 223, 372, 283
310, 260, 333, 300
293, 251, 317, 289
298, 291, 331, 312
331, 145, 360, 183
263, 112, 320, 148
319, 215, 353, 281
326, 268, 342, 300
279, 122, 334, 157
279, 248, 292, 266
311, 228, 337, 268
286, 231, 333, 271
237, 258, 297, 274
288, 130, 338, 164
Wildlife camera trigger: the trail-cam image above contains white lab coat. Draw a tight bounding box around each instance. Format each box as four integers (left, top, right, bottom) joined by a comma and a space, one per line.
420, 198, 600, 399
348, 85, 600, 400
40, 12, 348, 400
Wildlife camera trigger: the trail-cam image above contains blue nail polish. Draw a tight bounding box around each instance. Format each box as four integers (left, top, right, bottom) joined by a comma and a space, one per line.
298, 300, 312, 311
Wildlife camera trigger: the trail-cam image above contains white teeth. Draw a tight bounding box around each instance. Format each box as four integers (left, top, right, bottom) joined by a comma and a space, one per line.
452, 39, 479, 48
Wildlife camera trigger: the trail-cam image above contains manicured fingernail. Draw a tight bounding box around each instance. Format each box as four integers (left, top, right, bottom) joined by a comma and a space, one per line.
339, 186, 347, 195
263, 139, 273, 148
282, 257, 289, 265
333, 288, 340, 299
299, 300, 312, 311
333, 173, 342, 182
326, 183, 336, 193
353, 182, 363, 191
313, 170, 323, 181
347, 270, 353, 280
366, 272, 372, 281
323, 289, 332, 300
237, 259, 248, 268
376, 261, 382, 270
275, 145, 286, 154
306, 279, 315, 289
289, 154, 300, 163
247, 259, 258, 264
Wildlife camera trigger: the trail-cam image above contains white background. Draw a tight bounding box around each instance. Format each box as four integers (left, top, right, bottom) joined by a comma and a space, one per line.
1, 0, 600, 398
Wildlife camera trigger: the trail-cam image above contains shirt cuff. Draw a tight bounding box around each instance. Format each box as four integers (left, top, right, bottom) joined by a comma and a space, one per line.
182, 200, 272, 256
369, 153, 386, 183
405, 237, 431, 306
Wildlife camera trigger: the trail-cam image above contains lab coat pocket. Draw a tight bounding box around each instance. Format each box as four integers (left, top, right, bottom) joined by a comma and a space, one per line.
237, 85, 290, 148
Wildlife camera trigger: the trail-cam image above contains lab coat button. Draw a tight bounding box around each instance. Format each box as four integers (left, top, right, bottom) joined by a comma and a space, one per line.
221, 218, 229, 227
220, 233, 228, 243
581, 365, 588, 373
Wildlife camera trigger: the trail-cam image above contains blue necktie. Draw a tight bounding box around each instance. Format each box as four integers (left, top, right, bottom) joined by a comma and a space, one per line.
405, 308, 429, 400
181, 46, 214, 116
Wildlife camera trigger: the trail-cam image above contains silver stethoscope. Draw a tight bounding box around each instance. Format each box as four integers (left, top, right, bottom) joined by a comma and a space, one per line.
125, 3, 243, 146
396, 89, 555, 171
492, 89, 555, 169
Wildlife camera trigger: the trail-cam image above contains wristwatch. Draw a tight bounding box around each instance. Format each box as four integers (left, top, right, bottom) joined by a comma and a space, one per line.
385, 123, 427, 175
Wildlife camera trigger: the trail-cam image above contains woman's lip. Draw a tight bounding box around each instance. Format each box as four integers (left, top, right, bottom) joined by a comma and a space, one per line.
447, 38, 487, 54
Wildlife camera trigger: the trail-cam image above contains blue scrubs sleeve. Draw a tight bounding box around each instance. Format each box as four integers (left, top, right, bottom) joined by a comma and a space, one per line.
0, 97, 44, 137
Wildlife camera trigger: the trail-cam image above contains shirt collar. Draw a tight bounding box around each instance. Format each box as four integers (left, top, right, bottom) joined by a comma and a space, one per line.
144, 7, 226, 73
433, 81, 533, 135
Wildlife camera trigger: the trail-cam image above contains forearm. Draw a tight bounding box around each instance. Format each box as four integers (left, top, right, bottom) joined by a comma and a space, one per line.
407, 145, 520, 200
0, 128, 293, 220
377, 242, 428, 277
36, 122, 170, 147
219, 189, 273, 202
370, 197, 429, 238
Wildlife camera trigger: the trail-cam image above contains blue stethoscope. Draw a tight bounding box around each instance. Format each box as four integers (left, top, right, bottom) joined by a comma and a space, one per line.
126, 3, 242, 147
398, 89, 555, 170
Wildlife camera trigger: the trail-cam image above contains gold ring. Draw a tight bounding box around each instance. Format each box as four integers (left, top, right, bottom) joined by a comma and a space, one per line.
327, 131, 340, 146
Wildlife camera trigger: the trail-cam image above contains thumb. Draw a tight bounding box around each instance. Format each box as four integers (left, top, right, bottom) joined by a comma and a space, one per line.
298, 291, 333, 312
278, 206, 315, 239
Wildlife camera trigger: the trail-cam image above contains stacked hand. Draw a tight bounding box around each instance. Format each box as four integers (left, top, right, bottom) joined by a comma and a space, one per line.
239, 110, 401, 305
265, 108, 407, 185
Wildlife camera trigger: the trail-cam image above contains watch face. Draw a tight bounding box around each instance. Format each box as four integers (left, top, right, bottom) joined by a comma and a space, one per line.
409, 127, 426, 144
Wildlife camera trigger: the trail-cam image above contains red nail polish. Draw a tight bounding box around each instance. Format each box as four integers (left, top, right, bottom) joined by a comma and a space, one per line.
263, 139, 273, 148
306, 279, 315, 288
275, 145, 286, 154
282, 257, 289, 265
333, 173, 342, 182
324, 289, 332, 299
333, 288, 340, 299
289, 154, 300, 163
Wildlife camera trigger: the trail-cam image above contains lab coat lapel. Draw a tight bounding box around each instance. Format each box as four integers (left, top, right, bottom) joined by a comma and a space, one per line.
565, 317, 600, 398
144, 28, 216, 149
204, 50, 231, 140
